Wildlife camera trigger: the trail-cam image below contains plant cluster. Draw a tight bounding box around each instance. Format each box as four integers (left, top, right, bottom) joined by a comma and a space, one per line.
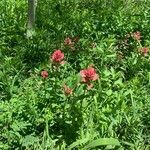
1, 0, 150, 149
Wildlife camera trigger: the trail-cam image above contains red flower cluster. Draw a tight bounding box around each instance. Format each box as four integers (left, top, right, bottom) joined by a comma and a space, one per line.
80, 67, 99, 89
51, 50, 64, 64
64, 37, 72, 46
139, 47, 149, 56
41, 70, 48, 79
133, 31, 141, 41
63, 84, 73, 95
64, 36, 80, 45
41, 38, 100, 93
64, 36, 79, 51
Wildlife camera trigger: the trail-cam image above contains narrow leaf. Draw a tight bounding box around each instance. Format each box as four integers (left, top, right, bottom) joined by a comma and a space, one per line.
83, 138, 120, 149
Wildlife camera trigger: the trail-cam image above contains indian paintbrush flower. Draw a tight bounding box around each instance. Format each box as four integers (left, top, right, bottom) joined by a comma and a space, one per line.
139, 47, 149, 56
63, 84, 73, 95
80, 66, 99, 89
133, 31, 141, 41
41, 70, 48, 78
51, 50, 65, 64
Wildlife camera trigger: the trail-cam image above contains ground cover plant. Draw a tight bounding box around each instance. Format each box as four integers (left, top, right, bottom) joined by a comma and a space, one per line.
0, 0, 150, 149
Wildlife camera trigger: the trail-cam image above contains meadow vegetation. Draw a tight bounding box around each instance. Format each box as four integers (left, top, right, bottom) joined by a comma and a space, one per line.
0, 0, 150, 149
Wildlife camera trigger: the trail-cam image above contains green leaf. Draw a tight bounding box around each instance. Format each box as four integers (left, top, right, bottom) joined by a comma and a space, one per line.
121, 141, 134, 147
114, 78, 123, 86
83, 138, 121, 149
75, 84, 84, 95
22, 135, 39, 147
67, 138, 89, 150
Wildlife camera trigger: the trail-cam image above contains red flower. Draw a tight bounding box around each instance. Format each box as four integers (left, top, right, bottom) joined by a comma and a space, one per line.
41, 70, 48, 78
133, 31, 141, 41
64, 37, 76, 51
63, 84, 73, 95
80, 67, 99, 83
64, 37, 72, 46
139, 47, 149, 56
51, 50, 64, 63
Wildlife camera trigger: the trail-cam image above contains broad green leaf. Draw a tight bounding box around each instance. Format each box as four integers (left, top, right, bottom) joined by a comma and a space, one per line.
22, 135, 39, 147
83, 138, 121, 149
67, 138, 89, 150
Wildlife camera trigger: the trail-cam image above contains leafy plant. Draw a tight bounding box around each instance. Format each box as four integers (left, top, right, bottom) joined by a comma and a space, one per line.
1, 0, 150, 149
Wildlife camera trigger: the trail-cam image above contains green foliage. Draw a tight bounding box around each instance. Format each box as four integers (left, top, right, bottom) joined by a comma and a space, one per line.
83, 138, 120, 149
1, 0, 150, 149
